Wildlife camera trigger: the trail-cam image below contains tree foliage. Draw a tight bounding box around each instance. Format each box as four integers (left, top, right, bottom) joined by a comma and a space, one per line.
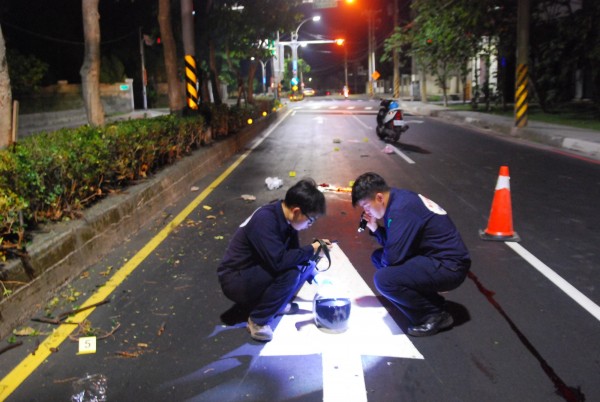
5, 49, 48, 95
411, 0, 491, 106
196, 0, 302, 105
383, 0, 600, 109
529, 0, 600, 110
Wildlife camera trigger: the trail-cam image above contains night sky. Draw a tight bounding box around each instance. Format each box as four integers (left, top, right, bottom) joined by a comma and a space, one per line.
0, 0, 155, 84
0, 0, 406, 91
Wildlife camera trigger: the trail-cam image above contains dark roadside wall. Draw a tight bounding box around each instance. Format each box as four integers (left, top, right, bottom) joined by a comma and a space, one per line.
0, 110, 280, 340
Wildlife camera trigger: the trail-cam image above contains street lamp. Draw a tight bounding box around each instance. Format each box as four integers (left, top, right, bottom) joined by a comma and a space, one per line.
291, 16, 320, 90
251, 57, 268, 95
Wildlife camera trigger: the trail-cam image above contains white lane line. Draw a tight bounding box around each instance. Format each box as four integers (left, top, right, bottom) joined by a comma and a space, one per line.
351, 115, 371, 130
261, 245, 423, 401
505, 242, 600, 321
390, 144, 416, 164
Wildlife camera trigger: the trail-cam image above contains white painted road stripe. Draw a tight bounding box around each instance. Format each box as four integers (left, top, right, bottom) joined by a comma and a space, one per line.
352, 115, 372, 130
260, 244, 423, 401
390, 144, 416, 164
506, 242, 600, 321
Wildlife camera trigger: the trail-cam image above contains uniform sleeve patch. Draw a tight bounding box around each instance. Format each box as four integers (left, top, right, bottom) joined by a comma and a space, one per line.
418, 194, 447, 215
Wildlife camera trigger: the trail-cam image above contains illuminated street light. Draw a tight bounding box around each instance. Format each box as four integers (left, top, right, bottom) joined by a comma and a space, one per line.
291, 16, 320, 89
251, 57, 268, 95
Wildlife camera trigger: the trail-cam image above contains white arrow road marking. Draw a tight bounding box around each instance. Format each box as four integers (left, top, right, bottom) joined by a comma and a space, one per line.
260, 244, 423, 401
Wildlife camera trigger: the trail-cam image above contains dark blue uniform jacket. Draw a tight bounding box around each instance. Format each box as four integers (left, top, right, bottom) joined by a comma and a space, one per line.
371, 189, 471, 271
217, 201, 314, 276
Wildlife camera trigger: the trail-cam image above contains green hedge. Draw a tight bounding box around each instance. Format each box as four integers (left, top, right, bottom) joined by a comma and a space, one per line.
0, 101, 277, 261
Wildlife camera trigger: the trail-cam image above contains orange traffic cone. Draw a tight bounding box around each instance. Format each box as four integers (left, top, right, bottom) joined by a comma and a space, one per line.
479, 166, 520, 241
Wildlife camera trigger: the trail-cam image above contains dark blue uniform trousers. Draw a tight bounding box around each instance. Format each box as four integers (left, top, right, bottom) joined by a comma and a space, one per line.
219, 263, 315, 326
371, 249, 468, 325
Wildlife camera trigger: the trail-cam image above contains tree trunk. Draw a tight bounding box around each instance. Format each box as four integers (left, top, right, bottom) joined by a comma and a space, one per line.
0, 25, 13, 148
158, 0, 185, 114
419, 68, 427, 103
246, 61, 257, 104
236, 75, 246, 107
80, 0, 104, 126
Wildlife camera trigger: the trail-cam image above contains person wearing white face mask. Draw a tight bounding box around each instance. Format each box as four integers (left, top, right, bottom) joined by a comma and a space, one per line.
218, 178, 331, 342
352, 172, 471, 337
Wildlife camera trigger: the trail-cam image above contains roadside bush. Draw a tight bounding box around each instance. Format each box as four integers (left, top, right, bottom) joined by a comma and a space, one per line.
0, 99, 276, 265
9, 125, 110, 222
0, 153, 28, 261
228, 104, 257, 133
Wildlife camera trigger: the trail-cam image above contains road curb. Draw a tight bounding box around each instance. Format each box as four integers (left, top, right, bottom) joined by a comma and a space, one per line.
400, 104, 599, 160
0, 112, 279, 340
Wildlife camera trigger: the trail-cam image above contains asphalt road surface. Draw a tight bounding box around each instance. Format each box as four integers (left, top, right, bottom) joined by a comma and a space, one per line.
1, 98, 598, 401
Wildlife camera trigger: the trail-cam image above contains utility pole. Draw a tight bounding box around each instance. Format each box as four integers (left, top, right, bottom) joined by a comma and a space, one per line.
139, 27, 148, 110
344, 45, 348, 89
181, 0, 198, 109
273, 31, 284, 100
259, 60, 267, 95
392, 0, 400, 98
514, 0, 530, 128
367, 10, 375, 97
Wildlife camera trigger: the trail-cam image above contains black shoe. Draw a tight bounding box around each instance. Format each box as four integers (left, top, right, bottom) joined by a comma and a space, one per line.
407, 311, 454, 337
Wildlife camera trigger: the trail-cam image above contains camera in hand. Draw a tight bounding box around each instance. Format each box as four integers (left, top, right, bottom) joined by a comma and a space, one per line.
358, 213, 368, 233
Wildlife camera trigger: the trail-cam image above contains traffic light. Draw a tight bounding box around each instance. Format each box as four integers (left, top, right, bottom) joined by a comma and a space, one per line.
268, 39, 276, 56
335, 38, 345, 46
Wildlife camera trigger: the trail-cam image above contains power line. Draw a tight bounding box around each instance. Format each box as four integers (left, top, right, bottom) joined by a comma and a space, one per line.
0, 19, 137, 46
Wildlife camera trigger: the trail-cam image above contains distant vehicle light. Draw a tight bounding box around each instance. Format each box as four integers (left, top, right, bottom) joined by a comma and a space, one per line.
303, 87, 316, 96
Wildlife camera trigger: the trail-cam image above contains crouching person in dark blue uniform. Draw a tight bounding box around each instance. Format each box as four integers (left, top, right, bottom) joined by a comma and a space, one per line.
352, 172, 471, 337
218, 179, 331, 342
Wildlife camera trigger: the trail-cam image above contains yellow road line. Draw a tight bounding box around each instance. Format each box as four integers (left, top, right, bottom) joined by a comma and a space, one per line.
0, 110, 290, 400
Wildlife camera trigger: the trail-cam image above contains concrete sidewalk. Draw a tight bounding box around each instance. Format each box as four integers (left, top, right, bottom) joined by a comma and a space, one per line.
397, 100, 600, 161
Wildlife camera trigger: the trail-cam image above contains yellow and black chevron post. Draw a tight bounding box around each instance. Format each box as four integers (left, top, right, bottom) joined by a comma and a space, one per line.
514, 63, 528, 128
185, 54, 198, 110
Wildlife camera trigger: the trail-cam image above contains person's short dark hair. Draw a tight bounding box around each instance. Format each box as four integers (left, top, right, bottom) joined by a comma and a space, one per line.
351, 172, 390, 207
285, 178, 326, 216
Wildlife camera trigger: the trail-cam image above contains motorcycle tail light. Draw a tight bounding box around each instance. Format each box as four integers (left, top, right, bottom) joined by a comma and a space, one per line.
394, 110, 403, 120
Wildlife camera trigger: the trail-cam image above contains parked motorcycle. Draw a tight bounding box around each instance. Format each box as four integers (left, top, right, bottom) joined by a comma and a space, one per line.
376, 99, 409, 142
